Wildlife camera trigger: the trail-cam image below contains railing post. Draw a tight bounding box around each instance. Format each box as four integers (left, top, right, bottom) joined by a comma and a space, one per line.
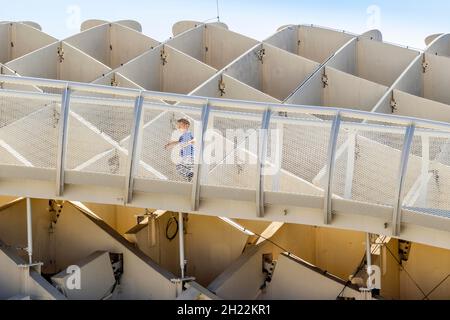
419, 135, 430, 207
55, 85, 71, 197
256, 108, 272, 217
191, 102, 210, 211
124, 93, 144, 204
26, 198, 33, 265
272, 121, 284, 192
324, 113, 341, 225
344, 129, 356, 199
392, 124, 416, 236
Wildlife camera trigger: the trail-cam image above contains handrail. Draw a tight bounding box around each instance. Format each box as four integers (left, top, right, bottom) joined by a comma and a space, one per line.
2, 74, 450, 134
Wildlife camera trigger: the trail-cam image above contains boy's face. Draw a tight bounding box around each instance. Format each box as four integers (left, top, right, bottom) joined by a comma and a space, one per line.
177, 122, 189, 132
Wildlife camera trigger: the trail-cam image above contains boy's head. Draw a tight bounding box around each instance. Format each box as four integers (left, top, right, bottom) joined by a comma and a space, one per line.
176, 118, 190, 132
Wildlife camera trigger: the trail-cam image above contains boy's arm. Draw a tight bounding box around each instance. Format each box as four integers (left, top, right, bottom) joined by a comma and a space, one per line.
164, 141, 179, 149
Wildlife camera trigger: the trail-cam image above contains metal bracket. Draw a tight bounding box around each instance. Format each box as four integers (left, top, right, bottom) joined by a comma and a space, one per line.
422, 55, 429, 73
191, 103, 210, 211
160, 47, 168, 66
55, 86, 71, 197
57, 44, 64, 63
256, 48, 266, 63
218, 76, 226, 96
256, 108, 272, 217
323, 113, 341, 224
399, 240, 412, 263
124, 93, 145, 204
392, 124, 416, 236
110, 74, 118, 87
322, 72, 329, 88
390, 96, 398, 114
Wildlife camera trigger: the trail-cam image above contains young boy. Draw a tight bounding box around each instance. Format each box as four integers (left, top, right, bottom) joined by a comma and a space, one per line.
165, 118, 195, 182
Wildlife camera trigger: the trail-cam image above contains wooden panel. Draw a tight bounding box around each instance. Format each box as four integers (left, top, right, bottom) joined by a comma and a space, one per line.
392, 56, 423, 97
166, 26, 204, 62
206, 25, 259, 70
394, 89, 450, 123
324, 67, 388, 111
5, 42, 58, 79
110, 24, 159, 69
263, 43, 320, 101
0, 24, 11, 63
424, 53, 450, 105
265, 254, 363, 300
224, 45, 262, 92
426, 34, 450, 57
264, 26, 297, 54
357, 38, 419, 87
12, 23, 57, 61
60, 42, 111, 82
327, 38, 357, 75
64, 24, 110, 67
162, 46, 216, 94
91, 72, 144, 90
298, 26, 354, 63
284, 68, 322, 106
190, 73, 280, 103
115, 48, 161, 91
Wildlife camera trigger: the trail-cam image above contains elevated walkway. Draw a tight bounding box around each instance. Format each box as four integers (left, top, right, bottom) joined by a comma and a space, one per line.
0, 75, 449, 249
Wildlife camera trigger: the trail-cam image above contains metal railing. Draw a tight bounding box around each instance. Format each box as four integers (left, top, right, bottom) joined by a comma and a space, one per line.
1, 75, 450, 237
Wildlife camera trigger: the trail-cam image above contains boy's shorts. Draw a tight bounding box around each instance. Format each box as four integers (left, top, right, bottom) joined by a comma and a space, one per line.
176, 157, 194, 182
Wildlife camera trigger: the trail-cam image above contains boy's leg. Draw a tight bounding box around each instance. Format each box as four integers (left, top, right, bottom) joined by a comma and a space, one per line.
176, 157, 194, 182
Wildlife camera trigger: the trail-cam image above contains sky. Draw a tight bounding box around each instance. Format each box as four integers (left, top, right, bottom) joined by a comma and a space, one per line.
1, 0, 450, 49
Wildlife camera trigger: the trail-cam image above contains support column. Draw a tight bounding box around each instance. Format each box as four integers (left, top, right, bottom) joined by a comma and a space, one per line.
324, 113, 341, 224
178, 212, 186, 279
392, 124, 416, 236
26, 198, 33, 265
256, 108, 272, 217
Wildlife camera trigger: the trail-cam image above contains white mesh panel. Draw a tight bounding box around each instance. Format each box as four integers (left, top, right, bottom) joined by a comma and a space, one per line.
0, 98, 60, 168
202, 110, 262, 189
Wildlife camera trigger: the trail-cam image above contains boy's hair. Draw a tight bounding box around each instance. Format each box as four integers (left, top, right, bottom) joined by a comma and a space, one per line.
177, 118, 191, 127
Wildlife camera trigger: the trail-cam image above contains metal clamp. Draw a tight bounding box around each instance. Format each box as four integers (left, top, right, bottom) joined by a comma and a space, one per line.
392, 124, 416, 236
256, 108, 272, 217
191, 103, 210, 211
55, 86, 71, 197
124, 93, 145, 204
324, 113, 341, 224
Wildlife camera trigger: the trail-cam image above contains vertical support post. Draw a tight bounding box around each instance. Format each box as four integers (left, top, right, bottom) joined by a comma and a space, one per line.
324, 113, 341, 224
178, 212, 186, 279
191, 102, 210, 211
256, 108, 272, 217
272, 121, 284, 192
26, 198, 33, 265
366, 233, 372, 276
124, 93, 144, 204
202, 112, 214, 186
419, 135, 430, 207
55, 86, 71, 197
392, 124, 416, 236
344, 130, 356, 199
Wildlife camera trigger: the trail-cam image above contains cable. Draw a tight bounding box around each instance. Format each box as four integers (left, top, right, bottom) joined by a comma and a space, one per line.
422, 274, 449, 300
216, 0, 221, 22
165, 216, 179, 241
336, 253, 367, 299
384, 244, 429, 299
